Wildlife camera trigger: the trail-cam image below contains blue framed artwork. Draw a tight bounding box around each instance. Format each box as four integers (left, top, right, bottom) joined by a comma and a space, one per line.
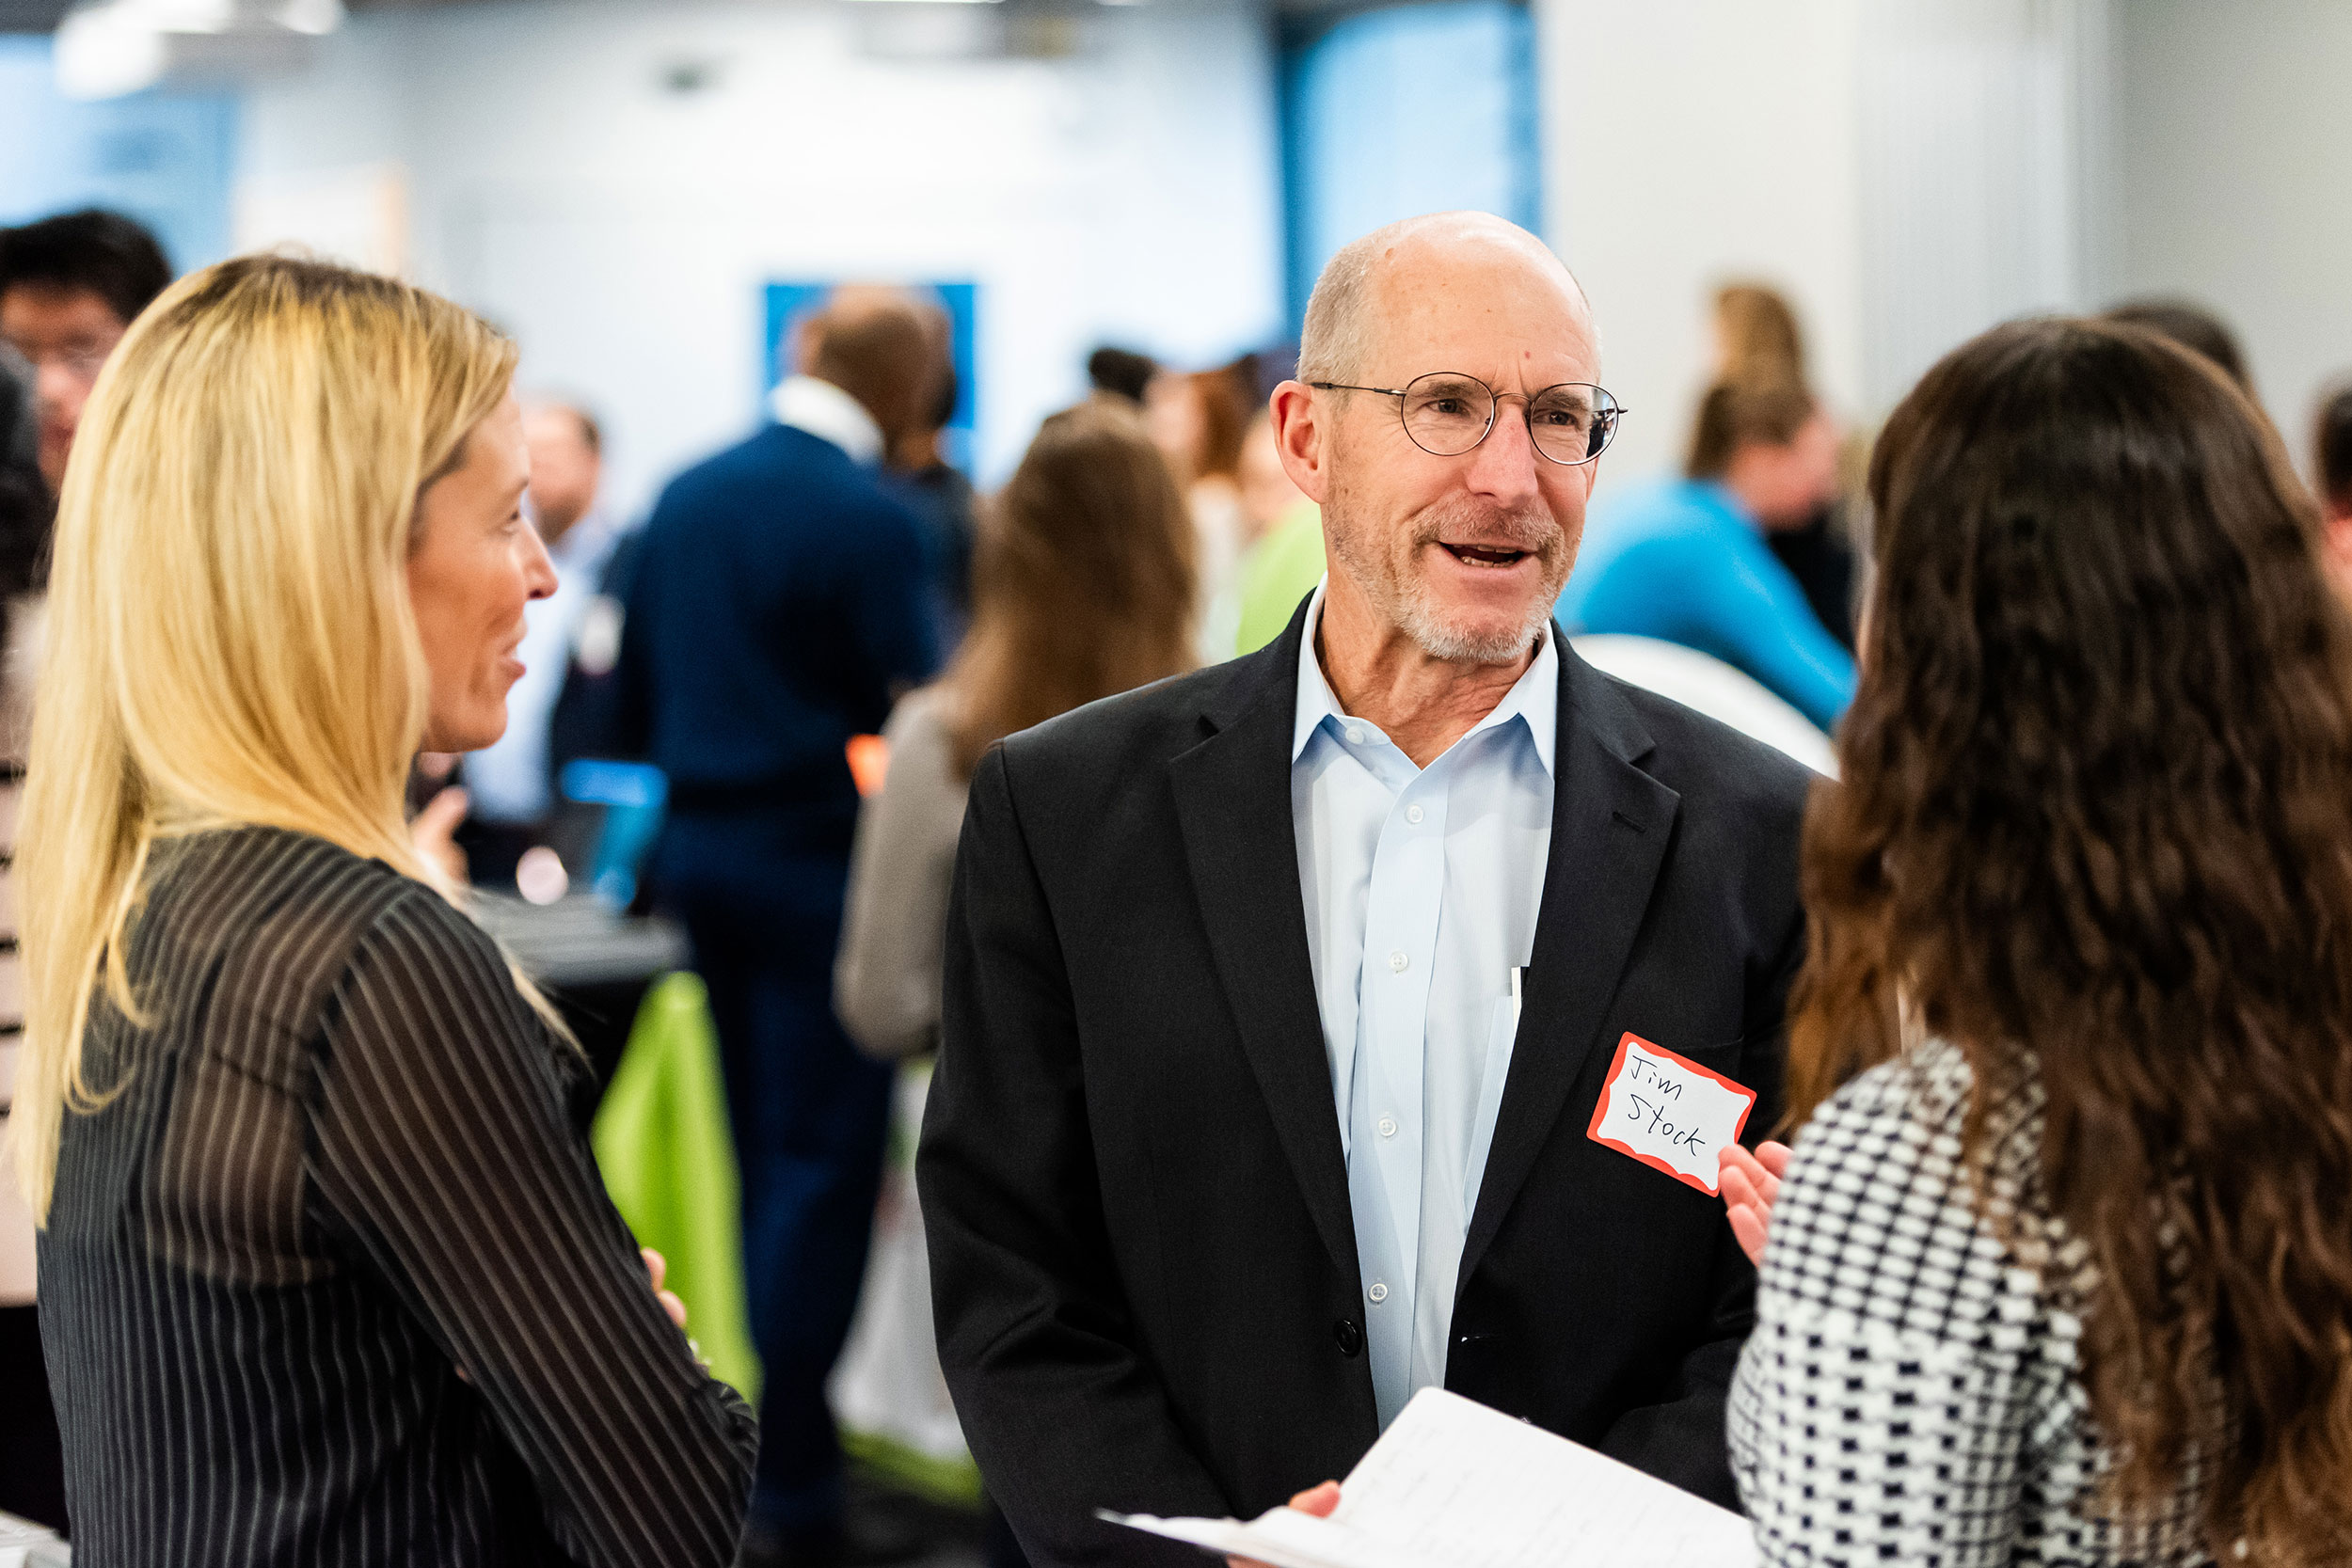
763, 280, 978, 472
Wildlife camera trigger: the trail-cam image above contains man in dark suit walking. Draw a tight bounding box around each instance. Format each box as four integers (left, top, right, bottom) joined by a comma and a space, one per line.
619, 288, 942, 1567
918, 213, 1812, 1566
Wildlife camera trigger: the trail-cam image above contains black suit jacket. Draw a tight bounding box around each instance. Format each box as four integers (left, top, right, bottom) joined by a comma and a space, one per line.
918, 608, 1812, 1567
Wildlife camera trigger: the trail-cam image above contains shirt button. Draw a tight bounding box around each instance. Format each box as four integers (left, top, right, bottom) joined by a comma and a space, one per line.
1406, 804, 1424, 825
1344, 725, 1365, 745
1368, 1282, 1390, 1304
1387, 950, 1407, 974
1377, 1116, 1398, 1138
1333, 1318, 1363, 1356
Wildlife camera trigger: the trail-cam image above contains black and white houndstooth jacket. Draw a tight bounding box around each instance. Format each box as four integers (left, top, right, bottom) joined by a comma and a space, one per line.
1727, 1038, 2212, 1566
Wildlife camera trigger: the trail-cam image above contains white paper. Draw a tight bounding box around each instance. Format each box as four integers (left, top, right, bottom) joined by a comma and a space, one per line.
1586, 1035, 1756, 1196
1104, 1387, 1756, 1568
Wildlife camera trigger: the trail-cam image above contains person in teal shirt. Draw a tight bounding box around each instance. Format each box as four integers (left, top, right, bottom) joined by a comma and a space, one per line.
1559, 378, 1854, 730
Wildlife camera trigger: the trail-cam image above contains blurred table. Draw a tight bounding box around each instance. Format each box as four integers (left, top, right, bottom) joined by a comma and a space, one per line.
472, 893, 691, 1092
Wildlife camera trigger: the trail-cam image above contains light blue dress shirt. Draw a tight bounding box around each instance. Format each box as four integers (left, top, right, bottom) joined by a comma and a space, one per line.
1289, 583, 1557, 1427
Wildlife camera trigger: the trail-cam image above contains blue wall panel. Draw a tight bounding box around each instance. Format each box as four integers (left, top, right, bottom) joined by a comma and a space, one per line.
1281, 0, 1540, 327
0, 37, 238, 276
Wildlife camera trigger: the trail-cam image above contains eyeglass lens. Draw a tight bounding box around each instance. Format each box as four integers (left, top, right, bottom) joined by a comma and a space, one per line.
1401, 373, 1621, 464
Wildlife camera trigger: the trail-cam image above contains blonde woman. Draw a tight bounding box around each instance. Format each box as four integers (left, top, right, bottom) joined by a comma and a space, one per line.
15, 256, 755, 1563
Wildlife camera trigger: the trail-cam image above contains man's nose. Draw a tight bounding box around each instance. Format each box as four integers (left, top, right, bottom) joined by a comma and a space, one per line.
1458, 401, 1545, 506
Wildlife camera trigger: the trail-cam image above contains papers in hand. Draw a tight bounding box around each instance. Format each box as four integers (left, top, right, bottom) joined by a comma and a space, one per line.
1101, 1387, 1756, 1568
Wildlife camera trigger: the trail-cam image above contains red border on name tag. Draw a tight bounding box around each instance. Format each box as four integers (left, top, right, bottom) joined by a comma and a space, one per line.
1585, 1032, 1757, 1195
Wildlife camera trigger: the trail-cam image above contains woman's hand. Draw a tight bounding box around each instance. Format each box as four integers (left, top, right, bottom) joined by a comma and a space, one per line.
411, 782, 470, 884
1228, 1481, 1340, 1568
643, 1248, 688, 1329
1719, 1141, 1792, 1268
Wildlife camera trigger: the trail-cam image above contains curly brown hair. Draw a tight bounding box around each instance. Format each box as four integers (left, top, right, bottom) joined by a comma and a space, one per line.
1788, 316, 2352, 1563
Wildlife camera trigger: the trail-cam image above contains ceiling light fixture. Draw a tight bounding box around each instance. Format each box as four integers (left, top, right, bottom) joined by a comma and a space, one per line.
56, 0, 343, 100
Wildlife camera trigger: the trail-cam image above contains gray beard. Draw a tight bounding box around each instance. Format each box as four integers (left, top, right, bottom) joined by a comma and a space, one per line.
1394, 587, 1553, 662
1328, 496, 1568, 665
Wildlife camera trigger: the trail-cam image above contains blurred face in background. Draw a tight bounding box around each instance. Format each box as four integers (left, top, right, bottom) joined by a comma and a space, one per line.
1, 283, 128, 494
1144, 372, 1207, 483
1236, 416, 1306, 540
409, 394, 557, 752
1292, 225, 1600, 664
1727, 408, 1841, 531
521, 404, 601, 545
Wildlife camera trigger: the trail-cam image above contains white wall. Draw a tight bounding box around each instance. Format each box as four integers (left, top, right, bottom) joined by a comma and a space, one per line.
1536, 0, 2107, 490
236, 0, 1287, 515
1536, 0, 1867, 488
2114, 0, 2352, 455
1855, 0, 2112, 412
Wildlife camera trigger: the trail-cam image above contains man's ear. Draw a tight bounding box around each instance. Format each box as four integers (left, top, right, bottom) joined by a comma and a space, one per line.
1269, 381, 1331, 507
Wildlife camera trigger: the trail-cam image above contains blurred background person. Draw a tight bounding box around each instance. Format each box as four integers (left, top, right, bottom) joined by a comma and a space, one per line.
617, 282, 942, 1568
0, 203, 168, 1538
1711, 280, 1806, 385
1711, 281, 1859, 650
22, 253, 755, 1565
1147, 356, 1258, 658
1, 332, 37, 501
1562, 376, 1854, 731
887, 304, 977, 647
1228, 408, 1323, 657
2105, 296, 2255, 395
0, 208, 171, 499
0, 404, 60, 1532
1085, 343, 1158, 408
834, 397, 1194, 1568
456, 396, 620, 888
1733, 315, 2352, 1565
837, 397, 1195, 1061
2312, 377, 2352, 589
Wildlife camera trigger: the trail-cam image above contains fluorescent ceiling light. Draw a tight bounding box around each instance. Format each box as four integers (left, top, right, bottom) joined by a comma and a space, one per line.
56, 0, 343, 99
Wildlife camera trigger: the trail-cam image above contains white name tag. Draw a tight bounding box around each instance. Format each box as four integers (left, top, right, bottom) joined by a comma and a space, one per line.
1585, 1033, 1756, 1196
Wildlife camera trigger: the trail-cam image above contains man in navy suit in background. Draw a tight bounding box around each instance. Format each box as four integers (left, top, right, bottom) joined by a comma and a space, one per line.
618, 288, 944, 1567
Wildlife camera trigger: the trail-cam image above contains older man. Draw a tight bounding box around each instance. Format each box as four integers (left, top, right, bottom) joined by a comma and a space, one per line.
919, 213, 1809, 1565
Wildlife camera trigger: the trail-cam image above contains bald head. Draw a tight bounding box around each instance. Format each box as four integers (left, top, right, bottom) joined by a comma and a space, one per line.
800, 284, 943, 445
1296, 212, 1594, 387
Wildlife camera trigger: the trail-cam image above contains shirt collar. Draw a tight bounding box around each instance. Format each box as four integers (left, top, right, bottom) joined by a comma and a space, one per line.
1290, 580, 1559, 775
769, 374, 884, 466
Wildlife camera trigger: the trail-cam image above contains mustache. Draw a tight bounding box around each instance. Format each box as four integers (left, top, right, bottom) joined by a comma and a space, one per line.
1406, 497, 1565, 553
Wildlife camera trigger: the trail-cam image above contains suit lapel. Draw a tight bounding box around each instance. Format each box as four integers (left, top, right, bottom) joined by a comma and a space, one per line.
1459, 645, 1679, 1285
1168, 610, 1359, 1279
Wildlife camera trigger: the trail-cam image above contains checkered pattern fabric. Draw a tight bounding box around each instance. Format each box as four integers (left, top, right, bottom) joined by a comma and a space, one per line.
1728, 1040, 2210, 1566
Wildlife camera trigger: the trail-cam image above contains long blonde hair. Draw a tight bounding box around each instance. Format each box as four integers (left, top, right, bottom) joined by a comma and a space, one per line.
11, 254, 518, 1218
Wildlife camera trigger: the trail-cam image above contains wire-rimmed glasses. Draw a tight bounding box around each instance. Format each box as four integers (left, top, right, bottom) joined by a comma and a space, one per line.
1308, 372, 1626, 466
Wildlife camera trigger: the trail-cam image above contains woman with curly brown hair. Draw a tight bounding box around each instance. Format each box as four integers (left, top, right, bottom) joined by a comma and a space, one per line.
1725, 316, 2352, 1566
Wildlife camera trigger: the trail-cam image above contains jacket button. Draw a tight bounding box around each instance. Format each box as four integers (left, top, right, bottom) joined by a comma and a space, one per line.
1333, 1318, 1363, 1357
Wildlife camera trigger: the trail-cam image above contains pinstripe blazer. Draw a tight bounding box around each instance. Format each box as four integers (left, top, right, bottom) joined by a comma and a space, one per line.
38, 826, 757, 1566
